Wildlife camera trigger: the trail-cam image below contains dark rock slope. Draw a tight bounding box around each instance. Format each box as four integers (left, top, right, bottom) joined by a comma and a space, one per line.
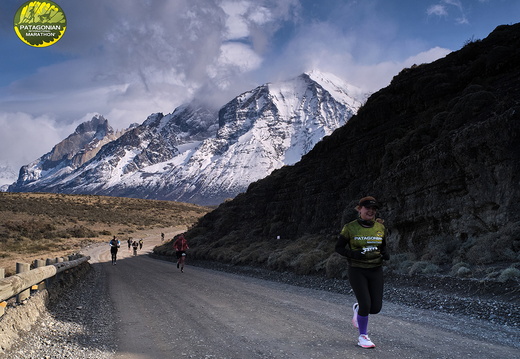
184, 24, 520, 273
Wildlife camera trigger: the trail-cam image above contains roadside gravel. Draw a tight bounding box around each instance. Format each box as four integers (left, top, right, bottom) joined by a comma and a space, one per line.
2, 263, 117, 359
2, 253, 518, 358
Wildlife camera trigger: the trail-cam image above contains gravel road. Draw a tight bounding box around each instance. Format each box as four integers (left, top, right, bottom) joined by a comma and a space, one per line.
2, 233, 519, 359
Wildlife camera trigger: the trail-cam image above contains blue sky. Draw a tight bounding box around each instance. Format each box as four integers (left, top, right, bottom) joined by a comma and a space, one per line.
0, 0, 518, 183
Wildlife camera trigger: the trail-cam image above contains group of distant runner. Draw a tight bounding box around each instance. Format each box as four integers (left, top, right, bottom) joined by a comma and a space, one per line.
108, 233, 189, 272
108, 236, 146, 265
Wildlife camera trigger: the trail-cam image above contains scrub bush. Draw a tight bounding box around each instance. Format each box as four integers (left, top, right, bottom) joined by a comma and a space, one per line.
498, 267, 520, 282
409, 261, 440, 275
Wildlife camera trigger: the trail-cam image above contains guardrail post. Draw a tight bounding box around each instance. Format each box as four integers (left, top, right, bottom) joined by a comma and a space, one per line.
0, 268, 5, 316
33, 259, 46, 290
46, 258, 55, 287
55, 258, 64, 281
16, 262, 30, 303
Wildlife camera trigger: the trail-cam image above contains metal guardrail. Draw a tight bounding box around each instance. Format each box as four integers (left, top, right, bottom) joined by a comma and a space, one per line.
0, 256, 90, 302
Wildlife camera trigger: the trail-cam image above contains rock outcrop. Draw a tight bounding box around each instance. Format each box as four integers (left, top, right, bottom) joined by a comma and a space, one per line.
10, 115, 120, 188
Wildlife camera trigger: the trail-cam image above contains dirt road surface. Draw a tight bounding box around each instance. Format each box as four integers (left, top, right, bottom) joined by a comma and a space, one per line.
84, 230, 518, 359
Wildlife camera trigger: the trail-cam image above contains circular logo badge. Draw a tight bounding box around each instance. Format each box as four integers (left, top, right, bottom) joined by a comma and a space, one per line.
14, 1, 67, 47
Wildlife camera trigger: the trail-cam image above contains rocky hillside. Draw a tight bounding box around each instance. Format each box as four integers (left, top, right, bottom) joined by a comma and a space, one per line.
175, 23, 520, 281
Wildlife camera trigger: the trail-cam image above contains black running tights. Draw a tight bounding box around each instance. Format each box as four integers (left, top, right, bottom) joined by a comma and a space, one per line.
348, 266, 384, 316
111, 249, 117, 262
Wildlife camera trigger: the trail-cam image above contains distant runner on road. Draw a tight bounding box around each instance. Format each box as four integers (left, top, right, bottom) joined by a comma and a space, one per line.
173, 233, 189, 273
109, 236, 120, 265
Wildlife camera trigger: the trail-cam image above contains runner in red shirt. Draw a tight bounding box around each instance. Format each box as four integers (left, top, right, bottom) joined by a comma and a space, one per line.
173, 234, 189, 272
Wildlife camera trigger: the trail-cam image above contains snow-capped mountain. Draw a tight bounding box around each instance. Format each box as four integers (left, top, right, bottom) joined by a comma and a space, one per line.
0, 162, 17, 191
10, 115, 124, 190
9, 71, 366, 205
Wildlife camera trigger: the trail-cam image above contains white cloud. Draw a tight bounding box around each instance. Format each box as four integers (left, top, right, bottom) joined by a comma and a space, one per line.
427, 0, 469, 24
219, 42, 263, 72
427, 5, 449, 17
0, 112, 75, 172
247, 5, 272, 25
403, 46, 452, 66
221, 1, 252, 40
336, 47, 452, 93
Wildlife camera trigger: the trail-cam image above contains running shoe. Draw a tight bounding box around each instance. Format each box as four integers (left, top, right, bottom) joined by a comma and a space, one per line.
358, 334, 375, 348
352, 303, 359, 328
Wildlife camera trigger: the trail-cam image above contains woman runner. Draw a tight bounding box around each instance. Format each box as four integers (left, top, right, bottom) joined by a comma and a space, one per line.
335, 196, 390, 349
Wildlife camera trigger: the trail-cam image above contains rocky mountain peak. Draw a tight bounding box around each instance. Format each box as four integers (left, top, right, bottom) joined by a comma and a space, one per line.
74, 114, 110, 136
11, 114, 121, 186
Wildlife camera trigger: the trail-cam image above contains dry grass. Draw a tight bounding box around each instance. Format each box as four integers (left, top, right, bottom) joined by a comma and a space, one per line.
0, 192, 211, 276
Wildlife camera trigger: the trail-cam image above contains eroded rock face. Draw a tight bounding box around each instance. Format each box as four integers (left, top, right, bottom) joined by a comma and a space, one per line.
189, 24, 520, 267
10, 115, 119, 186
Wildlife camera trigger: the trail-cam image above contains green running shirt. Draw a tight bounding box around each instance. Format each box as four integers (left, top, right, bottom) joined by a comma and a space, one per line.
339, 220, 387, 268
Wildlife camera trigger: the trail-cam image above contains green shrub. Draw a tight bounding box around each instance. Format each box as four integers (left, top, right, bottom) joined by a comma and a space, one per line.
213, 248, 238, 262
231, 242, 270, 266
384, 253, 415, 274
498, 267, 520, 282
267, 248, 299, 271
455, 266, 472, 277
189, 243, 212, 260
290, 249, 328, 275
450, 262, 472, 277
66, 225, 97, 238
186, 226, 208, 238
409, 261, 440, 275
325, 253, 349, 279
485, 271, 500, 280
